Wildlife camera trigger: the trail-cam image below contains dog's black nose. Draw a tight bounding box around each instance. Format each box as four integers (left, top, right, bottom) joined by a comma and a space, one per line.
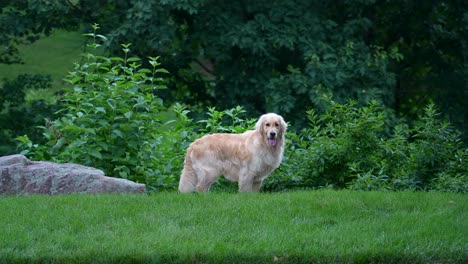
269, 132, 276, 138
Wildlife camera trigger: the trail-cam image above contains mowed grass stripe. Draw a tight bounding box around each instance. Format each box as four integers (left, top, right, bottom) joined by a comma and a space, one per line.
0, 191, 466, 263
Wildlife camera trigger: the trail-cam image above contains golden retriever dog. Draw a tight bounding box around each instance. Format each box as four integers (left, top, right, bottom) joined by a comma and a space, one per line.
179, 113, 287, 192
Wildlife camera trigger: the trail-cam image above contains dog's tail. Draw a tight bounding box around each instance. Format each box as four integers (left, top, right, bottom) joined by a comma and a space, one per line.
178, 148, 197, 192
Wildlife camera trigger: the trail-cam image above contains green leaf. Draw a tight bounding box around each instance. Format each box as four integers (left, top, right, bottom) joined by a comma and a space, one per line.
107, 99, 116, 110
89, 149, 102, 159
96, 34, 108, 41
95, 107, 106, 114
127, 57, 141, 62
110, 57, 125, 62
52, 138, 66, 151
113, 130, 125, 139
124, 111, 133, 119
155, 68, 170, 74
137, 69, 152, 74
97, 142, 109, 151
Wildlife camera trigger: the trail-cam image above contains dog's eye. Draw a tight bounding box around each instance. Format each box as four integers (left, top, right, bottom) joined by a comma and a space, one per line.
266, 123, 270, 127
275, 122, 279, 127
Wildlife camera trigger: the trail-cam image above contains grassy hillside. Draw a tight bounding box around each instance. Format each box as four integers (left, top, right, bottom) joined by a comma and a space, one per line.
0, 30, 84, 103
0, 30, 83, 83
0, 191, 466, 263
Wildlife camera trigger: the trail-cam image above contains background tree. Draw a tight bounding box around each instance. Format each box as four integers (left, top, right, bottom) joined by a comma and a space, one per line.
0, 74, 57, 154
343, 0, 468, 141
1, 0, 466, 142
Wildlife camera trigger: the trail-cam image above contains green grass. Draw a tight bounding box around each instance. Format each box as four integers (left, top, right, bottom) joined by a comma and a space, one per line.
0, 191, 466, 263
0, 30, 85, 103
0, 30, 84, 82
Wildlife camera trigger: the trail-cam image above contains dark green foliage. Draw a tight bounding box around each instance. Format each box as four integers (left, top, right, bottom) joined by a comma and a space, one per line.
4, 1, 466, 139
356, 0, 468, 142
0, 74, 57, 155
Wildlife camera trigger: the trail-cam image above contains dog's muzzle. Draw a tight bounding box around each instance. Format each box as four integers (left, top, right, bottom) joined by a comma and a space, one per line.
268, 132, 277, 146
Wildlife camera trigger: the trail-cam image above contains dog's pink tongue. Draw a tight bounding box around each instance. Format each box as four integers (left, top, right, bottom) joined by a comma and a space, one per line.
268, 139, 277, 146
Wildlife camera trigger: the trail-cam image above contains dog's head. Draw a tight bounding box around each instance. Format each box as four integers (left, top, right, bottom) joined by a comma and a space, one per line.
255, 113, 287, 147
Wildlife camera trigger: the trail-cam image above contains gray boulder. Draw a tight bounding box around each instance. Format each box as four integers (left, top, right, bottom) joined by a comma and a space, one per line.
0, 155, 146, 195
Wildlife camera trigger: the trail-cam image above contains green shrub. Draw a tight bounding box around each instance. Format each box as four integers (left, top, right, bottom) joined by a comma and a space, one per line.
17, 25, 175, 190
264, 99, 467, 193
197, 106, 256, 134
265, 99, 386, 190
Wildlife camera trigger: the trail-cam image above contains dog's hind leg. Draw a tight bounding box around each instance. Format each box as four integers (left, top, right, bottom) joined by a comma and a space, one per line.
179, 166, 197, 193
195, 167, 218, 192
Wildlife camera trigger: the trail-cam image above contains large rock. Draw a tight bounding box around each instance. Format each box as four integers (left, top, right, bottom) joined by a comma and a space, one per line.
0, 155, 146, 195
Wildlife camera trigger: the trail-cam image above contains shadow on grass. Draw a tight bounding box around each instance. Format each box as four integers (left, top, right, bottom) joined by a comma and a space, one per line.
2, 252, 463, 264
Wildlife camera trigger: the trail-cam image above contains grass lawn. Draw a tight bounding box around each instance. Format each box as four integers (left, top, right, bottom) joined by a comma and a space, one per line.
0, 190, 466, 263
0, 30, 85, 104
0, 30, 84, 83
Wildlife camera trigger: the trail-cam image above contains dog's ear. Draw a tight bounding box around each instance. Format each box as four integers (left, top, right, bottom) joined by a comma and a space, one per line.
280, 116, 287, 132
278, 116, 287, 136
255, 115, 266, 133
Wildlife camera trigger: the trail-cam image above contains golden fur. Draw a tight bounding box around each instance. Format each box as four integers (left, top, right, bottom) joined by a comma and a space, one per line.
179, 113, 287, 192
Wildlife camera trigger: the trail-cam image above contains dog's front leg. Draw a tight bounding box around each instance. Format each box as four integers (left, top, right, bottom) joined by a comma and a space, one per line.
238, 173, 254, 192
252, 179, 263, 192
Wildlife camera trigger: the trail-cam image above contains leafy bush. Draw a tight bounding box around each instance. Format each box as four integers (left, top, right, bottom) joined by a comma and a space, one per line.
264, 99, 467, 193
17, 25, 175, 190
